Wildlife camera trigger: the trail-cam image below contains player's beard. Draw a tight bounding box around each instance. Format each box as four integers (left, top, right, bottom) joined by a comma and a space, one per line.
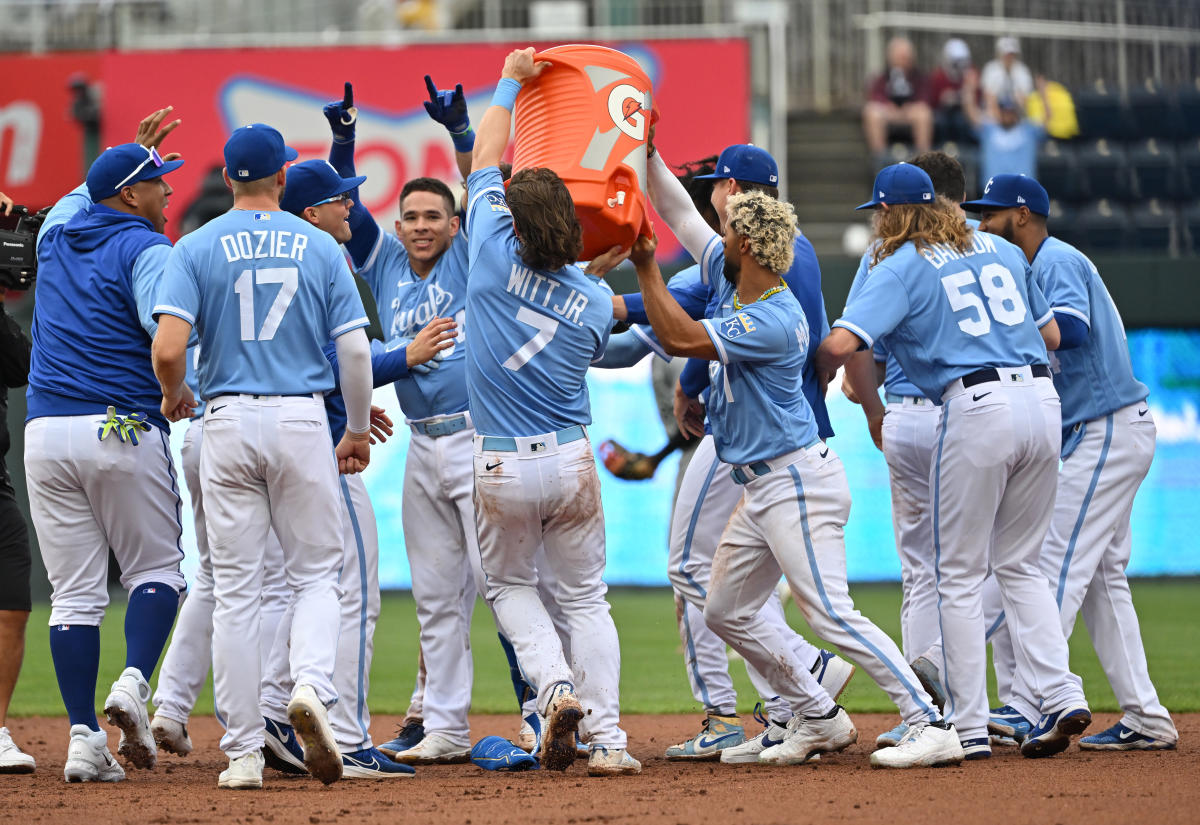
722, 257, 740, 287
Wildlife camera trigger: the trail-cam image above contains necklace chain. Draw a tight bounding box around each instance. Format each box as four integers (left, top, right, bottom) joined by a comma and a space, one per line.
733, 278, 787, 310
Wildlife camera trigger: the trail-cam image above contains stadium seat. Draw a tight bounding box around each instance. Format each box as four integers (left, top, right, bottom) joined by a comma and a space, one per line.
1127, 200, 1175, 253
1073, 200, 1132, 251
1037, 140, 1084, 203
1076, 139, 1131, 201
1128, 138, 1183, 201
1182, 202, 1200, 255
1180, 139, 1200, 197
1074, 79, 1132, 140
1128, 79, 1183, 140
1177, 79, 1200, 137
1046, 198, 1083, 249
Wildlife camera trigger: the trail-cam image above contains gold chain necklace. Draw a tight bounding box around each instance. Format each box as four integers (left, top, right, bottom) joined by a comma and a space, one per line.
733, 278, 787, 310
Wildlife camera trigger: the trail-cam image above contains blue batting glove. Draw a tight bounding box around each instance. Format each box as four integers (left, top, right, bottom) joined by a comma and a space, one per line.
423, 75, 471, 134
322, 81, 357, 143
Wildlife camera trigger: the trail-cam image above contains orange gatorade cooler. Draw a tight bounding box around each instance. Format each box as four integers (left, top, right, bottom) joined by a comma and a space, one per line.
512, 44, 653, 260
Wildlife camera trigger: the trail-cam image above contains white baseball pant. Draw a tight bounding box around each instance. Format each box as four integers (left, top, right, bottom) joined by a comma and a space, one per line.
933, 370, 1085, 741
203, 394, 344, 759
475, 428, 627, 749
25, 414, 186, 626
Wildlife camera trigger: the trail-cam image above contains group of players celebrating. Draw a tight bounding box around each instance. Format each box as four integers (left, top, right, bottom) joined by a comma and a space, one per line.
11, 45, 1175, 790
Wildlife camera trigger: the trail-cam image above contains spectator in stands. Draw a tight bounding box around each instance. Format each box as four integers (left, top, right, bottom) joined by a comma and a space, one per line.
862, 36, 933, 163
980, 37, 1034, 118
964, 71, 1051, 190
928, 38, 978, 144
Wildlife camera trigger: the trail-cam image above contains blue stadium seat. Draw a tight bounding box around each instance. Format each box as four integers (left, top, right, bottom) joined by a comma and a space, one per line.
1075, 80, 1132, 140
1073, 200, 1132, 251
1127, 200, 1175, 253
1182, 202, 1200, 255
1128, 79, 1184, 140
1046, 199, 1082, 249
1128, 138, 1183, 201
1180, 138, 1200, 197
1037, 140, 1084, 203
1077, 139, 1131, 201
1177, 79, 1200, 138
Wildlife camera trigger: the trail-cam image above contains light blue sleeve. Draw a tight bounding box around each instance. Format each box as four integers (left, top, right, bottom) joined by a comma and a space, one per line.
154, 243, 201, 325
701, 303, 791, 365
325, 244, 371, 338
591, 329, 651, 369
465, 166, 512, 268
1038, 257, 1090, 327
844, 249, 872, 306
132, 244, 171, 337
1027, 274, 1053, 328
835, 266, 911, 348
36, 184, 92, 252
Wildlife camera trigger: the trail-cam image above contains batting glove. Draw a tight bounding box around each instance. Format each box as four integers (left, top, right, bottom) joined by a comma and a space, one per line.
323, 82, 358, 144
97, 405, 121, 442
423, 75, 474, 152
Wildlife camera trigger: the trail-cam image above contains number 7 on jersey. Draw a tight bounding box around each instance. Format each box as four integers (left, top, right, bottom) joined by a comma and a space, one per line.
503, 306, 559, 371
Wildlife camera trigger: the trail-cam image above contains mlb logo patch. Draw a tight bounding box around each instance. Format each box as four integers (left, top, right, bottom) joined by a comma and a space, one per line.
238, 169, 250, 178
1010, 372, 1025, 382
722, 313, 756, 339
253, 212, 271, 221
485, 191, 510, 214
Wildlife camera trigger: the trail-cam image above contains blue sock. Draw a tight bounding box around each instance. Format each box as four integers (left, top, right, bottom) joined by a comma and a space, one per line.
497, 632, 536, 707
49, 624, 101, 730
124, 582, 180, 680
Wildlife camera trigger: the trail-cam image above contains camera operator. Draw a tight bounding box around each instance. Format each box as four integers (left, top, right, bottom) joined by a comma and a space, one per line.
0, 190, 35, 774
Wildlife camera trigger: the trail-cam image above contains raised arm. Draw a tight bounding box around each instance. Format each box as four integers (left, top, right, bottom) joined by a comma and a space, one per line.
631, 235, 716, 359
424, 75, 475, 182
323, 82, 378, 269
646, 149, 719, 264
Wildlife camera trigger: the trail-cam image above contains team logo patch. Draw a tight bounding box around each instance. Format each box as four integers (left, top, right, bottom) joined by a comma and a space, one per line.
485, 191, 510, 214
722, 313, 756, 338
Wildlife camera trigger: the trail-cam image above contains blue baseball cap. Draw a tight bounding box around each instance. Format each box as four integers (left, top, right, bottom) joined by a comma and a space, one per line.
961, 173, 1050, 216
280, 160, 367, 215
695, 144, 779, 187
85, 143, 185, 202
223, 123, 298, 182
856, 163, 935, 210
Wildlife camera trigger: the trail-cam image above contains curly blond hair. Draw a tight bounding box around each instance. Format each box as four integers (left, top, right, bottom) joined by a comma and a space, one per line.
725, 190, 796, 275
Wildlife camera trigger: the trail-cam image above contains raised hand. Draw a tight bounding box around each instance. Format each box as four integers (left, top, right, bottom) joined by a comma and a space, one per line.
423, 75, 471, 134
322, 82, 358, 143
133, 106, 182, 161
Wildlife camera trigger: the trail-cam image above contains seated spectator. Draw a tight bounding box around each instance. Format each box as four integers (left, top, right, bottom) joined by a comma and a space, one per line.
964, 71, 1050, 190
928, 38, 978, 144
980, 36, 1034, 118
862, 36, 933, 162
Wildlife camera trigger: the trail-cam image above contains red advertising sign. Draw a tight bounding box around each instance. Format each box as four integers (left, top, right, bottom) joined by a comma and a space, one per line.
0, 39, 748, 261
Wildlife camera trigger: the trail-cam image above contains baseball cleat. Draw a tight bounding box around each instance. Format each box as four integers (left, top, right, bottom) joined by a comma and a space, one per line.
262, 717, 307, 774
875, 722, 908, 749
587, 746, 642, 776
1078, 722, 1177, 751
759, 706, 857, 766
987, 705, 1033, 742
811, 650, 856, 701
218, 751, 264, 790
378, 720, 425, 759
470, 736, 539, 771
63, 724, 125, 783
989, 734, 1020, 748
869, 721, 964, 768
389, 732, 470, 765
719, 706, 789, 764
0, 727, 36, 774
1020, 705, 1092, 759
287, 684, 343, 785
541, 682, 584, 771
103, 667, 156, 770
150, 715, 192, 756
341, 747, 416, 778
960, 737, 992, 760
909, 656, 947, 712
665, 713, 745, 760
516, 713, 540, 753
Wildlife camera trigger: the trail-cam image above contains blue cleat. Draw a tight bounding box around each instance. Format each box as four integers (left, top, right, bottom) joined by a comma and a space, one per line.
261, 717, 307, 775
987, 705, 1033, 743
875, 722, 908, 749
665, 714, 745, 760
910, 656, 947, 712
471, 736, 539, 771
1021, 705, 1092, 758
378, 720, 425, 759
341, 747, 415, 778
960, 737, 992, 760
1079, 722, 1176, 751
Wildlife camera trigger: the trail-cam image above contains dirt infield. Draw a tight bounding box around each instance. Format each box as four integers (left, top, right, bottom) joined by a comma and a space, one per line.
4, 713, 1196, 824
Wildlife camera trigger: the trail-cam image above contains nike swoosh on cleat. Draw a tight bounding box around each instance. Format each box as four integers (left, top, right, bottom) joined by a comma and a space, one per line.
345, 754, 382, 770
696, 732, 740, 749
1119, 729, 1136, 740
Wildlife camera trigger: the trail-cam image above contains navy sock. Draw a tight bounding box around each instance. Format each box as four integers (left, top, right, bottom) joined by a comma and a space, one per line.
497, 632, 536, 707
49, 623, 101, 730
124, 582, 180, 680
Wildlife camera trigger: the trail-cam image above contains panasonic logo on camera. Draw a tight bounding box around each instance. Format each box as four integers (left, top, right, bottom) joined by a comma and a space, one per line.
3, 241, 24, 247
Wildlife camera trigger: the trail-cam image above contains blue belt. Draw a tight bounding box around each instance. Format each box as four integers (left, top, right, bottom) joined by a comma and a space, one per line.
411, 413, 469, 438
885, 393, 928, 405
730, 461, 771, 485
481, 424, 586, 452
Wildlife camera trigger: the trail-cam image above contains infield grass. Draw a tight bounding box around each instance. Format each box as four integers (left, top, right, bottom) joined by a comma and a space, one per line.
10, 580, 1199, 718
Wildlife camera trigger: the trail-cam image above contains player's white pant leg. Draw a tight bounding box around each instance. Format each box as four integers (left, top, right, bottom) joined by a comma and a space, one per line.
328, 473, 380, 751
404, 647, 426, 723
26, 415, 187, 627
258, 532, 292, 721
980, 573, 1019, 707
881, 400, 942, 660
402, 425, 477, 747
205, 396, 343, 757
735, 445, 940, 725
934, 379, 1083, 741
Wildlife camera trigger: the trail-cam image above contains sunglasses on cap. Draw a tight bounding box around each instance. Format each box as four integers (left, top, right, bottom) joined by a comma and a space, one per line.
114, 146, 165, 190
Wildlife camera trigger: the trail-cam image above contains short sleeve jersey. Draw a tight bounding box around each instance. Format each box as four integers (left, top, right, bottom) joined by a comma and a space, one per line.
1032, 236, 1147, 427
464, 166, 613, 437
155, 209, 368, 398
357, 230, 470, 419
835, 231, 1051, 401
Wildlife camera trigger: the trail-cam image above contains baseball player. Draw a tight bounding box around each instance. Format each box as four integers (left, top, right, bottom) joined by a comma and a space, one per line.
819, 163, 1090, 761
964, 174, 1177, 751
26, 110, 187, 783
465, 47, 639, 776
152, 123, 373, 789
614, 141, 854, 761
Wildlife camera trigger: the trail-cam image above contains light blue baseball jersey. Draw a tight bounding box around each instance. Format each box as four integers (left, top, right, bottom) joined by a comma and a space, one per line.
156, 209, 368, 398
1032, 236, 1148, 428
835, 231, 1052, 401
464, 166, 613, 437
357, 230, 469, 419
700, 288, 819, 466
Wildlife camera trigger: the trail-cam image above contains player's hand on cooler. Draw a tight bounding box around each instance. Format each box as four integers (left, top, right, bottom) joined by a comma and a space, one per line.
630, 233, 658, 268
423, 75, 471, 134
673, 381, 706, 440
867, 410, 884, 452
322, 82, 357, 143
160, 384, 197, 423
0, 191, 12, 216
368, 405, 393, 445
336, 430, 371, 474
501, 47, 550, 84
585, 245, 631, 279
407, 316, 457, 369
133, 106, 182, 161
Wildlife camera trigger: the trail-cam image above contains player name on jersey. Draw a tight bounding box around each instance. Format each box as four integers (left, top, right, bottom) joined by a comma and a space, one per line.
505, 263, 590, 326
918, 230, 998, 270
219, 229, 310, 264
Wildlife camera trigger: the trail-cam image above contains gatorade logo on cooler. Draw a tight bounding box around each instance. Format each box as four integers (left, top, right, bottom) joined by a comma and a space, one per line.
606, 83, 648, 140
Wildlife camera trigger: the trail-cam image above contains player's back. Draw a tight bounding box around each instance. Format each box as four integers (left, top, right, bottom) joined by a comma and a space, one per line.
162, 209, 366, 398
